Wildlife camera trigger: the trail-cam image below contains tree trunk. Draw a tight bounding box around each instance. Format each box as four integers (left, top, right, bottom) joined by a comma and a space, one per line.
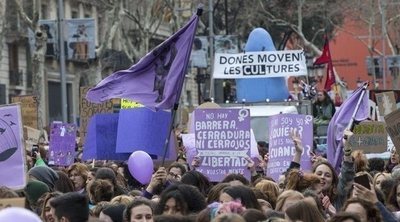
0, 1, 6, 63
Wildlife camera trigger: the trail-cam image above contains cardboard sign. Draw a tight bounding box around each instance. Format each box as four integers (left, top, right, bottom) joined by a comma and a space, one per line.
194, 108, 251, 182
348, 122, 387, 153
267, 114, 313, 182
213, 50, 307, 79
24, 126, 41, 149
0, 198, 25, 210
11, 95, 38, 129
80, 87, 114, 144
0, 104, 27, 189
48, 123, 77, 166
376, 91, 397, 117
385, 109, 400, 154
120, 99, 143, 109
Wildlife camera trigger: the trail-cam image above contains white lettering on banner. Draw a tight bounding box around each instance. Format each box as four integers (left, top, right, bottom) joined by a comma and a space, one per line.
213, 50, 307, 79
201, 156, 248, 167
195, 120, 236, 130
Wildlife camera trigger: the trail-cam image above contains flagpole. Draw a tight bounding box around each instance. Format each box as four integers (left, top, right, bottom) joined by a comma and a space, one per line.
161, 7, 203, 166
346, 82, 369, 131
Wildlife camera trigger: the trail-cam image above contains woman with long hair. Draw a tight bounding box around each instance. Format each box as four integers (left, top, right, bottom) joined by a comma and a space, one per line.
285, 199, 325, 222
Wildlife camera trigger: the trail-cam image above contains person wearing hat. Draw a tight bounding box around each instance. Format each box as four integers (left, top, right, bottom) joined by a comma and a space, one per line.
24, 180, 50, 213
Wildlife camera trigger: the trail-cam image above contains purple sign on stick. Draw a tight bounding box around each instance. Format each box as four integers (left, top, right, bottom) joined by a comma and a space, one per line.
48, 122, 77, 166
267, 114, 313, 182
0, 104, 26, 189
194, 108, 251, 182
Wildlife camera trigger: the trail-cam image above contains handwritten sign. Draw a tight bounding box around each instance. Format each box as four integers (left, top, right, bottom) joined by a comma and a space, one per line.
348, 122, 387, 153
120, 99, 143, 109
24, 126, 41, 149
0, 198, 25, 210
213, 50, 307, 79
11, 95, 38, 129
80, 87, 114, 144
0, 104, 26, 189
376, 91, 397, 116
48, 122, 76, 166
385, 109, 400, 154
267, 114, 313, 182
194, 108, 251, 182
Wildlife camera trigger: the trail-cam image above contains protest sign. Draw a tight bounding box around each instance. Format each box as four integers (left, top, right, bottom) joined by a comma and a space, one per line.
194, 108, 251, 182
267, 114, 313, 182
348, 122, 387, 153
213, 50, 307, 79
48, 122, 76, 166
11, 95, 38, 129
0, 104, 26, 189
385, 109, 400, 154
83, 113, 130, 161
116, 108, 171, 156
120, 99, 143, 109
80, 87, 114, 144
376, 91, 397, 117
24, 126, 41, 149
0, 198, 25, 210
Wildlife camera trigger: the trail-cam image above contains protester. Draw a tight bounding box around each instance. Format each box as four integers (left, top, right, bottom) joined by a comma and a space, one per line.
219, 185, 261, 210
99, 204, 126, 222
95, 167, 127, 196
49, 192, 89, 222
275, 190, 304, 212
154, 184, 206, 216
313, 90, 336, 120
88, 179, 114, 206
385, 149, 399, 173
180, 170, 212, 197
40, 192, 62, 222
373, 172, 391, 191
24, 180, 50, 213
285, 199, 326, 222
28, 166, 59, 191
54, 170, 75, 193
124, 198, 155, 222
342, 198, 382, 222
67, 163, 89, 193
254, 179, 279, 209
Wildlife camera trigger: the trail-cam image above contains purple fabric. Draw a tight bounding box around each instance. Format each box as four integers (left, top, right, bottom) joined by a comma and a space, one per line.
86, 14, 199, 110
0, 105, 26, 189
327, 84, 369, 172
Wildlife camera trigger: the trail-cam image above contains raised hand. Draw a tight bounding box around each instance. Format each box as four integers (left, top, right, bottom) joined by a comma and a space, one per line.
291, 129, 303, 154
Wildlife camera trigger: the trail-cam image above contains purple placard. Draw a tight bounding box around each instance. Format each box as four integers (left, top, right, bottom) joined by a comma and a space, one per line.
83, 113, 131, 161
194, 108, 251, 182
116, 108, 171, 156
48, 122, 77, 166
267, 114, 313, 182
0, 104, 26, 189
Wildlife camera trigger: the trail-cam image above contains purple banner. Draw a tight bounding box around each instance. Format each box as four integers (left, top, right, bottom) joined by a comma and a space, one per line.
194, 108, 251, 182
0, 104, 26, 189
267, 114, 313, 182
48, 122, 77, 166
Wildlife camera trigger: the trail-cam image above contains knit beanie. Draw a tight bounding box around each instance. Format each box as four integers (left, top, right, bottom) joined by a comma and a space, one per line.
24, 180, 50, 206
28, 166, 59, 190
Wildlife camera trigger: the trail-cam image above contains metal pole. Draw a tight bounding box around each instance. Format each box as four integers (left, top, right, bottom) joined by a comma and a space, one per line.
381, 0, 387, 89
58, 0, 68, 122
347, 82, 369, 131
208, 0, 215, 99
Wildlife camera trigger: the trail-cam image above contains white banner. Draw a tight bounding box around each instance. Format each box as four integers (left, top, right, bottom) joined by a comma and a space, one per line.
213, 50, 307, 79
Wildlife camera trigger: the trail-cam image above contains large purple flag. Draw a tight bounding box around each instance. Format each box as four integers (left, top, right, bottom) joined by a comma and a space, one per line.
86, 11, 201, 110
327, 83, 369, 172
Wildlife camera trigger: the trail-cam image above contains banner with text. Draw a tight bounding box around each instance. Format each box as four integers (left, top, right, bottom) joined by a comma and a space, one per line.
80, 87, 114, 144
267, 114, 313, 182
48, 122, 77, 166
385, 109, 400, 154
194, 108, 251, 182
0, 104, 26, 190
213, 50, 307, 79
348, 122, 387, 153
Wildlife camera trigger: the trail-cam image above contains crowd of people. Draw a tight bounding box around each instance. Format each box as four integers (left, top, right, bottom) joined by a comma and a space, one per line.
0, 126, 400, 222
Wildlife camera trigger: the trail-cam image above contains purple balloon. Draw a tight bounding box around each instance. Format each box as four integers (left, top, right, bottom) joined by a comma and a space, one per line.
128, 151, 154, 184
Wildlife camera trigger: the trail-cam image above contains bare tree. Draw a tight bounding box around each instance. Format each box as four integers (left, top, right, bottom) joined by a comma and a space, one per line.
0, 1, 6, 63
12, 0, 48, 130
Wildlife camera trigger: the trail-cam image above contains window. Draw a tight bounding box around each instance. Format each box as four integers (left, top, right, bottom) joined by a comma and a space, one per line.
71, 10, 78, 18
8, 42, 20, 85
41, 4, 49, 19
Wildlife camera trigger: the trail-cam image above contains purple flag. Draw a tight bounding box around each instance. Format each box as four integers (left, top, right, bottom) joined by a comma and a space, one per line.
86, 12, 200, 110
327, 83, 369, 172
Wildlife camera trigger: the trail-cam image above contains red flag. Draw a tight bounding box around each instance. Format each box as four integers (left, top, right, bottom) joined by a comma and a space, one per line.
314, 36, 331, 65
324, 62, 336, 91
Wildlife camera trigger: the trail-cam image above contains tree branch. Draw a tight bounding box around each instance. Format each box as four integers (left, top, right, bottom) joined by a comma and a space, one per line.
13, 0, 34, 30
